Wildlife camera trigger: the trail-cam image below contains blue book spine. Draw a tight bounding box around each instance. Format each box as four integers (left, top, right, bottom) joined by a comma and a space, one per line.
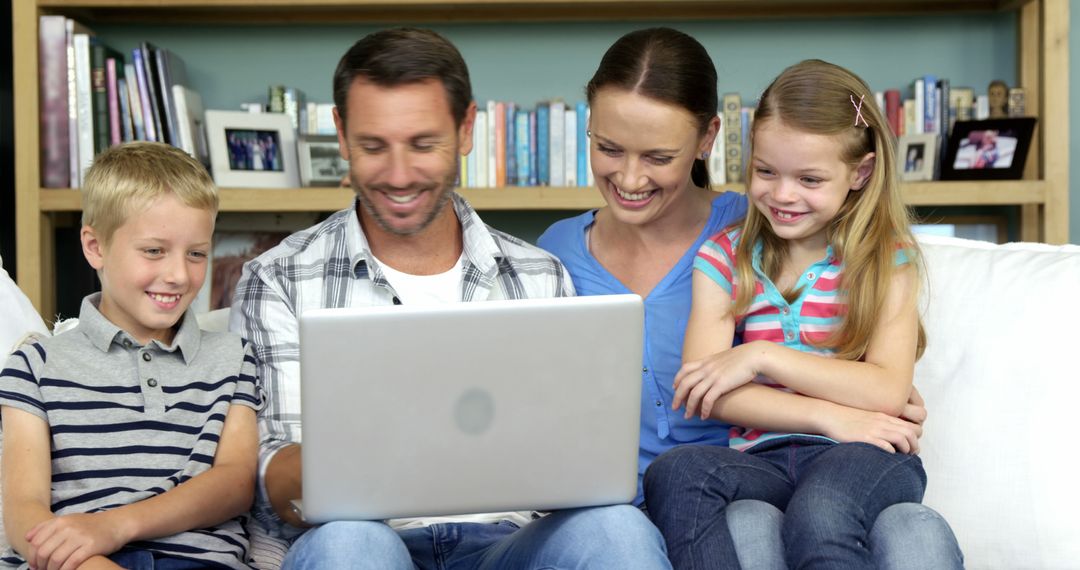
576, 101, 588, 186
505, 102, 516, 185
529, 110, 538, 186
515, 110, 530, 185
537, 104, 550, 185
923, 74, 937, 134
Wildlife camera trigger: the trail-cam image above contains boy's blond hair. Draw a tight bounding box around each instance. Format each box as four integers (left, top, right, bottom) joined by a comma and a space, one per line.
81, 142, 218, 245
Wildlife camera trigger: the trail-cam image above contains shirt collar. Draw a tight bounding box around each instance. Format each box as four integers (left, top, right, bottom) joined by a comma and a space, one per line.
78, 292, 202, 363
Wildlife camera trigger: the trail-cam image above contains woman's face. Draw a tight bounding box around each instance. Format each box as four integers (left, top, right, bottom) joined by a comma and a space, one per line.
587, 88, 717, 227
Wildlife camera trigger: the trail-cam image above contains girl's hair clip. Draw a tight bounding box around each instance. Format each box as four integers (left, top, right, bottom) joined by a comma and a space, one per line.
850, 94, 870, 128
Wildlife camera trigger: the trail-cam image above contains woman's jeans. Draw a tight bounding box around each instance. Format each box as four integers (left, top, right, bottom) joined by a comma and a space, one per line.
644, 437, 940, 570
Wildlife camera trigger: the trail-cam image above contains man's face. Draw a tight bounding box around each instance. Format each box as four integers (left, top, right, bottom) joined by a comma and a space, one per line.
335, 77, 474, 237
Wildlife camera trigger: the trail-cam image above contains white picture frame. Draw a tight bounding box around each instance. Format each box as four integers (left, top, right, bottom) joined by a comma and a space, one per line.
204, 110, 300, 188
298, 134, 350, 187
897, 133, 939, 182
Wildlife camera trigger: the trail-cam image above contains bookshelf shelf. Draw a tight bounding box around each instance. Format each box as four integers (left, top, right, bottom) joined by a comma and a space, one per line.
13, 0, 1070, 318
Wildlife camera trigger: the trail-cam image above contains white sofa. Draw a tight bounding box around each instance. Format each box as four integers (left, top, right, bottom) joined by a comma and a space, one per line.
2, 234, 1078, 569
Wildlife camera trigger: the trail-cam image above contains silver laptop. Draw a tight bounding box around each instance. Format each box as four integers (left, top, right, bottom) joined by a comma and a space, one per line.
296, 294, 643, 523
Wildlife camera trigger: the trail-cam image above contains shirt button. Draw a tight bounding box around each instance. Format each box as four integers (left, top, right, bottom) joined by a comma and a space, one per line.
642, 367, 648, 373
807, 272, 816, 281
123, 339, 133, 348
142, 352, 152, 362
781, 307, 790, 316
785, 331, 796, 341
147, 378, 158, 388
655, 400, 663, 407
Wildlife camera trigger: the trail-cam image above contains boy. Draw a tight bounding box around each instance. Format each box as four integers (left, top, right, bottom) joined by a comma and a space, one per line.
1, 142, 262, 569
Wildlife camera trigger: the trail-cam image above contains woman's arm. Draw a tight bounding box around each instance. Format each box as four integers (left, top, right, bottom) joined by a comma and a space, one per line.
25, 404, 258, 569
676, 266, 920, 418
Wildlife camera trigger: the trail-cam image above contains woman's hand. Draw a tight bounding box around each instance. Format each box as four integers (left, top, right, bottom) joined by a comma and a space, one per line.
673, 342, 769, 420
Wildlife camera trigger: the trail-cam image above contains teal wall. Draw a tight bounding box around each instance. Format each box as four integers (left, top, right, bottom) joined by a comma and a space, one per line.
96, 12, 1072, 245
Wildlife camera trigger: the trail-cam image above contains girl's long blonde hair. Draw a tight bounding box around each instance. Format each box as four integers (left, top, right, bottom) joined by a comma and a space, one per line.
734, 59, 925, 360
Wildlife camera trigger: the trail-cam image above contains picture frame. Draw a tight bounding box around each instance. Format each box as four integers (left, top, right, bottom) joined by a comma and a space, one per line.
298, 134, 350, 187
939, 117, 1037, 180
204, 110, 300, 188
897, 133, 939, 182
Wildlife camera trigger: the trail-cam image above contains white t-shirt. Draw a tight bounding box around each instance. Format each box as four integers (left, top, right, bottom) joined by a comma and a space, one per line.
371, 253, 464, 306
1, 255, 49, 354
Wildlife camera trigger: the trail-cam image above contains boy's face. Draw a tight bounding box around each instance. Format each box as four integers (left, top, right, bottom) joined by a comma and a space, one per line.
81, 193, 214, 346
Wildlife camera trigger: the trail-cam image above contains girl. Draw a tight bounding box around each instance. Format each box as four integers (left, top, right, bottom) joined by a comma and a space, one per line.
643, 59, 962, 569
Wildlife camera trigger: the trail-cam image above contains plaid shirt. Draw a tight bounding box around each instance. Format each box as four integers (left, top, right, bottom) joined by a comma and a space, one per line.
230, 193, 574, 541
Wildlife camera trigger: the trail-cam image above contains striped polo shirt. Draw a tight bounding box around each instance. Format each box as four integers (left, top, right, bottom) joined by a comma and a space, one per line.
695, 228, 909, 451
0, 293, 263, 569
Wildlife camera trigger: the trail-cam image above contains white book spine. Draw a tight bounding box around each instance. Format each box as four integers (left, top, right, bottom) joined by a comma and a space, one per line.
710, 127, 726, 186
65, 19, 80, 187
73, 33, 94, 186
486, 101, 497, 187
585, 106, 594, 187
549, 101, 565, 187
564, 108, 577, 187
123, 63, 143, 140
913, 78, 925, 135
474, 109, 488, 188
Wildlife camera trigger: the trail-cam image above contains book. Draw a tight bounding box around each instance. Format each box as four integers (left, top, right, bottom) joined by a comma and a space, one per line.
505, 102, 516, 186
130, 47, 157, 142
137, 42, 165, 143
529, 110, 538, 186
564, 106, 577, 187
549, 101, 566, 187
515, 109, 530, 186
950, 87, 975, 123
90, 43, 123, 154
155, 47, 190, 145
536, 103, 550, 186
922, 74, 938, 134
105, 56, 123, 146
474, 109, 488, 187
494, 101, 506, 187
485, 100, 497, 187
709, 127, 725, 186
884, 89, 902, 136
1008, 87, 1026, 117
123, 62, 146, 141
172, 85, 208, 166
39, 15, 70, 188
283, 87, 305, 130
575, 101, 588, 187
722, 92, 743, 184
73, 33, 95, 186
912, 77, 925, 134
117, 77, 133, 142
65, 18, 93, 188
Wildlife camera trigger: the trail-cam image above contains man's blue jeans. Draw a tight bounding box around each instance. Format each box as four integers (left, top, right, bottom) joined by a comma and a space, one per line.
281, 504, 671, 569
644, 438, 937, 569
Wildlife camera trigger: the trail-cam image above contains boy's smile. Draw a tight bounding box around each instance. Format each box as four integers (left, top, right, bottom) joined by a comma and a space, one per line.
82, 193, 214, 346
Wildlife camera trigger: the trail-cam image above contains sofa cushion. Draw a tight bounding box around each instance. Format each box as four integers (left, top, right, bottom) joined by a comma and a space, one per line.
915, 234, 1080, 569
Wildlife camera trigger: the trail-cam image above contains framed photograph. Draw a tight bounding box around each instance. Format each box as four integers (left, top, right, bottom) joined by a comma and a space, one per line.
298, 134, 350, 187
897, 133, 939, 182
204, 110, 300, 188
940, 117, 1037, 180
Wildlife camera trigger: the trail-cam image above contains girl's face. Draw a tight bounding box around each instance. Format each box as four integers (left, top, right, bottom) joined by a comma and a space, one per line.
588, 88, 717, 227
749, 118, 873, 253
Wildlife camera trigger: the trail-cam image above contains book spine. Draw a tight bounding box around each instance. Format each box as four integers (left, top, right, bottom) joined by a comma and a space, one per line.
515, 110, 530, 186
90, 42, 109, 154
65, 19, 83, 187
912, 78, 925, 134
494, 101, 506, 187
740, 107, 753, 177
106, 57, 121, 146
39, 15, 70, 188
486, 101, 497, 187
156, 49, 180, 145
73, 33, 95, 186
117, 77, 134, 142
923, 74, 938, 135
537, 104, 550, 186
504, 102, 516, 186
124, 63, 145, 141
529, 110, 538, 187
138, 43, 163, 142
131, 48, 157, 141
549, 101, 565, 187
474, 109, 488, 188
564, 107, 577, 187
575, 101, 588, 187
709, 127, 725, 186
722, 92, 743, 184
885, 89, 902, 137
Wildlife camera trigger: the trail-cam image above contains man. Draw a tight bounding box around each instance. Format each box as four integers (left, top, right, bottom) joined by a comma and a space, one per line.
231, 28, 670, 569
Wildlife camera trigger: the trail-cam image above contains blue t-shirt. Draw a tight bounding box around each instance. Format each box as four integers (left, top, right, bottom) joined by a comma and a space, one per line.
537, 192, 748, 504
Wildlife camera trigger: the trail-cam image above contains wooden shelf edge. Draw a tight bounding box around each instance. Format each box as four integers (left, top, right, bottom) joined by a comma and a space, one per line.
38, 180, 1048, 213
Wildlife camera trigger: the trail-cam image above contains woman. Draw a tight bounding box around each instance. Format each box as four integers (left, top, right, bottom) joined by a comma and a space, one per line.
538, 28, 960, 569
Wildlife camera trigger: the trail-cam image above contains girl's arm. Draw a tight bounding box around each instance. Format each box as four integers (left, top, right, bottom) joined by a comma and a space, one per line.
676, 265, 920, 419
25, 404, 258, 569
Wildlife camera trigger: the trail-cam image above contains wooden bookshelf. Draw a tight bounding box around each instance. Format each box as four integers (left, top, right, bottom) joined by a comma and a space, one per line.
12, 0, 1071, 318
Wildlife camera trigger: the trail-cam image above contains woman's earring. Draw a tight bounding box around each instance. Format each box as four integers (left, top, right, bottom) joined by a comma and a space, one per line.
701, 151, 709, 159
586, 130, 592, 138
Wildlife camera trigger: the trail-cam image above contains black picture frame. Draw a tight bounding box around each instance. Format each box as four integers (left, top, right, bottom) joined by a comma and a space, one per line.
940, 117, 1037, 180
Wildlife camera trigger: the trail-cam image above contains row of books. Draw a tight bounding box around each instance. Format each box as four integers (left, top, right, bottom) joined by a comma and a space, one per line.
458, 101, 593, 189
39, 16, 207, 188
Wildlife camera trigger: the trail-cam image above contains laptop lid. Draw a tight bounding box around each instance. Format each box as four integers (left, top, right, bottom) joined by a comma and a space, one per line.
297, 294, 643, 523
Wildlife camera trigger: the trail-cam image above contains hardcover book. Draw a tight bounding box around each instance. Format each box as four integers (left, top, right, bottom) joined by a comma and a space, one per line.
39, 15, 70, 188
